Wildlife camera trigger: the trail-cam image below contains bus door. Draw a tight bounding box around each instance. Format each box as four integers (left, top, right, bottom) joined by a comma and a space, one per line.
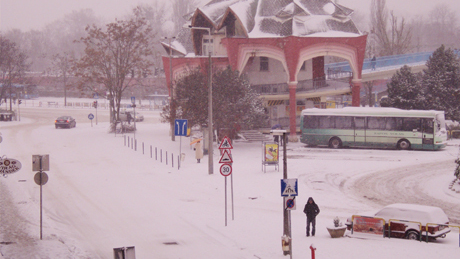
421, 118, 434, 149
354, 117, 366, 145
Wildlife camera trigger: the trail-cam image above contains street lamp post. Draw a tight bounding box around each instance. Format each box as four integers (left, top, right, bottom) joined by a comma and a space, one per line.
165, 36, 176, 141
188, 26, 213, 175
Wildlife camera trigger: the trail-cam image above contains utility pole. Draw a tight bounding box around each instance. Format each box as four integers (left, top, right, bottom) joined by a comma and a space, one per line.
208, 51, 213, 175
165, 36, 176, 141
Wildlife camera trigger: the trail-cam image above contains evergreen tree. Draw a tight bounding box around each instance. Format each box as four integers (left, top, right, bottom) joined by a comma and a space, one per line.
380, 65, 424, 109
161, 66, 267, 138
423, 45, 460, 121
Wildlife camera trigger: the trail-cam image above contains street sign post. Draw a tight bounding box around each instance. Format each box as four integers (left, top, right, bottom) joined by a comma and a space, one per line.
218, 150, 233, 164
32, 154, 50, 240
285, 197, 296, 210
174, 119, 188, 166
220, 163, 232, 176
218, 136, 234, 226
174, 119, 188, 136
88, 113, 95, 127
281, 179, 298, 197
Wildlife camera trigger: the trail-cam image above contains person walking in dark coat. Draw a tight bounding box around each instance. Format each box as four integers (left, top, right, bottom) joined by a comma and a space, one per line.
371, 56, 377, 70
303, 197, 320, 236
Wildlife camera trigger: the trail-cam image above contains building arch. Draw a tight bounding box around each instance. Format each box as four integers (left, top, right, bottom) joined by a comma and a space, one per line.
295, 43, 361, 82
236, 45, 288, 76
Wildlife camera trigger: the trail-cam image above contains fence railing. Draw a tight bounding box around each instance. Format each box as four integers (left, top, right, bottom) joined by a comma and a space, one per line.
325, 51, 434, 75
2, 99, 165, 111
123, 135, 182, 170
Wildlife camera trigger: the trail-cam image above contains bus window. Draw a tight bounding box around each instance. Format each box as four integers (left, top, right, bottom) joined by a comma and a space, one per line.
367, 117, 386, 130
421, 118, 434, 134
336, 116, 353, 129
385, 117, 397, 130
402, 118, 420, 131
304, 116, 318, 129
319, 116, 335, 129
354, 117, 366, 129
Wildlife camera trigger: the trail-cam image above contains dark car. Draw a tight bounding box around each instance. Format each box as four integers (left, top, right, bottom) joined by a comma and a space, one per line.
55, 116, 76, 129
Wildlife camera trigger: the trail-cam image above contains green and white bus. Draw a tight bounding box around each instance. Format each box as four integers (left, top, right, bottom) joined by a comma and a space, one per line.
300, 107, 447, 150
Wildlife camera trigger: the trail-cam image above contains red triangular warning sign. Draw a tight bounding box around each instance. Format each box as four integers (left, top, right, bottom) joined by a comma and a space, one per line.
218, 136, 233, 149
219, 150, 233, 163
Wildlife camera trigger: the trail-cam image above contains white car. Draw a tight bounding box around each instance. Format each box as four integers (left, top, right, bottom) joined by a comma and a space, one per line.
119, 111, 144, 122
346, 203, 451, 241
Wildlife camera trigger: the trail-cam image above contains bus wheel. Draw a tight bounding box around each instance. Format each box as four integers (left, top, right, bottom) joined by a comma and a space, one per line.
329, 137, 342, 149
397, 139, 411, 150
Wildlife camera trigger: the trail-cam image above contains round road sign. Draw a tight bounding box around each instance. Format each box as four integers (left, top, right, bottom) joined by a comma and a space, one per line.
220, 163, 232, 177
34, 172, 49, 186
88, 113, 95, 120
0, 158, 22, 176
286, 198, 295, 210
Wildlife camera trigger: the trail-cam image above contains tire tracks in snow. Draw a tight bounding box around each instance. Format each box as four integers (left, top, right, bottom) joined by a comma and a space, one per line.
347, 159, 460, 224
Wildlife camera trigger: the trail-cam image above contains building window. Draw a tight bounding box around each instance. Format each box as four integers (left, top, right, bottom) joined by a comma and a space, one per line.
202, 37, 213, 56
260, 57, 269, 71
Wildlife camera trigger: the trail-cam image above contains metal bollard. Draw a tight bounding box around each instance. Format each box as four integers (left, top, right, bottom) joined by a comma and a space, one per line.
310, 244, 316, 259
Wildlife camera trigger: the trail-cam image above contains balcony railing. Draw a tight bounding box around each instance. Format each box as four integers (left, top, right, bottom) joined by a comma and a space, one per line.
325, 51, 434, 74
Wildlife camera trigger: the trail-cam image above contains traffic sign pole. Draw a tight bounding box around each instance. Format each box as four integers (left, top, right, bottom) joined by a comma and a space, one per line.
174, 119, 188, 165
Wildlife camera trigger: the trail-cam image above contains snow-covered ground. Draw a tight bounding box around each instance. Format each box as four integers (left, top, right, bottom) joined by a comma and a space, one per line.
1, 99, 460, 259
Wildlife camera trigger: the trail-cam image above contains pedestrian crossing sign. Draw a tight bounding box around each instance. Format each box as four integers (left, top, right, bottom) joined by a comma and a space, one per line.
281, 179, 298, 196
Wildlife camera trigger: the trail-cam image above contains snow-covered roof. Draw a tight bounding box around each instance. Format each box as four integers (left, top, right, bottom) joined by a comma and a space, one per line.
301, 107, 445, 117
165, 0, 362, 56
199, 0, 360, 37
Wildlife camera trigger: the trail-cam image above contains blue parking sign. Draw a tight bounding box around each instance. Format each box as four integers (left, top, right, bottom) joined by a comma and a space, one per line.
175, 119, 188, 136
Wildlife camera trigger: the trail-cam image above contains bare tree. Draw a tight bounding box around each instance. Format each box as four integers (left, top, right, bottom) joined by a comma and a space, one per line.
72, 7, 155, 130
136, 3, 169, 73
370, 0, 412, 56
0, 36, 29, 111
49, 52, 73, 106
172, 0, 199, 34
428, 4, 459, 49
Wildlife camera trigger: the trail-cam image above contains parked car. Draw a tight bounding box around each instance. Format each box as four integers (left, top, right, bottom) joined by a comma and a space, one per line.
119, 111, 144, 122
346, 203, 451, 241
55, 116, 76, 128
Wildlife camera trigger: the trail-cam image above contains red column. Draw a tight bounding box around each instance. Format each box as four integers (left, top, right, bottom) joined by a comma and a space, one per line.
351, 80, 362, 107
288, 83, 298, 141
312, 56, 325, 80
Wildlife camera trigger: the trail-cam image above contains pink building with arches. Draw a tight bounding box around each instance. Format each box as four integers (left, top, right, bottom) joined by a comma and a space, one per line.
162, 0, 367, 141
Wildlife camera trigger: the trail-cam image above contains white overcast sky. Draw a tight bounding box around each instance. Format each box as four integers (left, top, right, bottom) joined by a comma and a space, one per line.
0, 0, 459, 32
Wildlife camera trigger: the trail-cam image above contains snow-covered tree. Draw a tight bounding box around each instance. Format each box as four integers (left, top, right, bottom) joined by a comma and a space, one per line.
162, 66, 267, 138
380, 65, 424, 109
422, 45, 460, 121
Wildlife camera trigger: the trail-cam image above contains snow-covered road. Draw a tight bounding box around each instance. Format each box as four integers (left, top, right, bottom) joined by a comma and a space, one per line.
1, 105, 460, 259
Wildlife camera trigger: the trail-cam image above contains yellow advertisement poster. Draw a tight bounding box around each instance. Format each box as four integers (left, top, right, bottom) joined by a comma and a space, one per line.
264, 143, 279, 163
